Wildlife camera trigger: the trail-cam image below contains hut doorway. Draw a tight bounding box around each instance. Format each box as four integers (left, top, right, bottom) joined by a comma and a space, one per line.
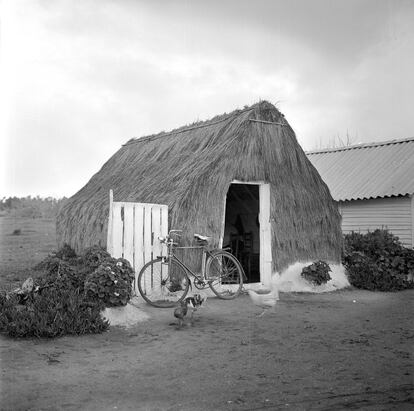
222, 182, 272, 285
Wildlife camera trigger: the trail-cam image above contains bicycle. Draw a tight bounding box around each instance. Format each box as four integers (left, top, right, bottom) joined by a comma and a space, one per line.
137, 230, 244, 308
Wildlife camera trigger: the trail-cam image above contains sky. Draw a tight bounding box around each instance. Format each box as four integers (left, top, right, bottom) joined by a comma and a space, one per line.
1, 0, 413, 198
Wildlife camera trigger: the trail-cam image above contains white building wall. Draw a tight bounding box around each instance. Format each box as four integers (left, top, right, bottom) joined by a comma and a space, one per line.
338, 195, 413, 248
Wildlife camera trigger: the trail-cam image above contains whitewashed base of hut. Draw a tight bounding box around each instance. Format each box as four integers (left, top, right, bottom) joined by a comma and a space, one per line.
101, 297, 150, 328
275, 262, 349, 293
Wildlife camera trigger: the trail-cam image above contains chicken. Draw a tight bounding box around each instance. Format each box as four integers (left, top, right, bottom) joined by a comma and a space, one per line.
247, 280, 279, 317
184, 294, 207, 325
173, 294, 207, 329
173, 301, 188, 329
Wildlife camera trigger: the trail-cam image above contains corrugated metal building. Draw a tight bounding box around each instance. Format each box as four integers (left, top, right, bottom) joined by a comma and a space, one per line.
307, 137, 414, 248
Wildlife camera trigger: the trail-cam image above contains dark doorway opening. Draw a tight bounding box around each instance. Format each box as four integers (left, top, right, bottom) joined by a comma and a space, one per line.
223, 184, 260, 283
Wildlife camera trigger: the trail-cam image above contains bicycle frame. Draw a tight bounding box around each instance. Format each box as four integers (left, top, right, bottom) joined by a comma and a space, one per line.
137, 230, 244, 307
161, 243, 218, 286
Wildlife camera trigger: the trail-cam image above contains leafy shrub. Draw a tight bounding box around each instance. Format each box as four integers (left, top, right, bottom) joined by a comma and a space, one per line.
301, 261, 331, 286
0, 293, 18, 333
33, 244, 78, 274
54, 243, 77, 260
0, 245, 134, 338
0, 286, 108, 338
84, 258, 134, 307
33, 245, 114, 294
80, 246, 112, 270
343, 251, 414, 291
344, 230, 408, 262
34, 256, 88, 293
343, 229, 414, 291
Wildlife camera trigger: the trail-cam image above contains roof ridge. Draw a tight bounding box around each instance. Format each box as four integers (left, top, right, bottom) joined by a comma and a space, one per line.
124, 101, 273, 146
306, 136, 414, 155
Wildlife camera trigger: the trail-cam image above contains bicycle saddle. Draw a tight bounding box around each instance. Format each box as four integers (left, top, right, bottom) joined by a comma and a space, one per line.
194, 233, 211, 242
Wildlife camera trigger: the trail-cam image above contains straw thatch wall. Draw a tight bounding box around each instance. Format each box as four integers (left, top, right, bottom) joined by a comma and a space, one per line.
57, 101, 342, 271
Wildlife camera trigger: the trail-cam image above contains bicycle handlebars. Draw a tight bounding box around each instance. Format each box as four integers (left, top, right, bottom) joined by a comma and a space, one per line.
158, 229, 182, 245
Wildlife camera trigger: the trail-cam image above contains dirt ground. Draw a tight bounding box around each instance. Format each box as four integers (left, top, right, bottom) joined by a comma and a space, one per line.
1, 290, 413, 410
1, 216, 413, 410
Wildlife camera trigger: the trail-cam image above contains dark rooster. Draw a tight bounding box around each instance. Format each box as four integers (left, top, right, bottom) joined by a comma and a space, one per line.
173, 294, 207, 329
173, 301, 188, 329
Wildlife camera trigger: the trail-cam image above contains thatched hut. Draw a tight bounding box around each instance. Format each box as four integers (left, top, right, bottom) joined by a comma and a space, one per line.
57, 101, 342, 285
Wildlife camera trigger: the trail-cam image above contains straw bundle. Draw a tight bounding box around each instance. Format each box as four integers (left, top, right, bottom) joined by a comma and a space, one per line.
57, 101, 342, 271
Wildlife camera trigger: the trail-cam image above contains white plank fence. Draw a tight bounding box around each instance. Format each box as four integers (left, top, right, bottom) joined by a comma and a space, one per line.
106, 190, 168, 291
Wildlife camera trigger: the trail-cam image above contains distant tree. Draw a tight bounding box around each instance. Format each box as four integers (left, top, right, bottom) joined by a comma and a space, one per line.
312, 131, 357, 151
0, 196, 68, 218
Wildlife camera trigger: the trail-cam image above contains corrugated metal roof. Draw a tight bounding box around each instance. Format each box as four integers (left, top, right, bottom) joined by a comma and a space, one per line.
306, 137, 414, 201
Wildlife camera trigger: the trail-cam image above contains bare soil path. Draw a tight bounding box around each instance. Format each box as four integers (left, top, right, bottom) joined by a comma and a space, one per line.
1, 290, 413, 410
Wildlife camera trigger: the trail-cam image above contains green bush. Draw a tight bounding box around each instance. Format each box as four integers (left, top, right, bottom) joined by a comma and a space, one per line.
33, 244, 80, 284
0, 245, 134, 338
33, 245, 127, 295
80, 245, 112, 269
84, 258, 134, 307
54, 243, 77, 261
301, 261, 331, 286
35, 257, 88, 293
343, 230, 414, 291
343, 251, 413, 291
0, 286, 108, 338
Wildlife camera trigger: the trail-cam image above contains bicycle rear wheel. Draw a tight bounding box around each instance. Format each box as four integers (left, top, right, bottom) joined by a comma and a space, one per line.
206, 250, 243, 299
137, 257, 190, 308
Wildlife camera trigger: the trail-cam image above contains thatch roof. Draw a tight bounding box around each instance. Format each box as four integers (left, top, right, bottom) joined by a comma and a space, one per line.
57, 101, 342, 271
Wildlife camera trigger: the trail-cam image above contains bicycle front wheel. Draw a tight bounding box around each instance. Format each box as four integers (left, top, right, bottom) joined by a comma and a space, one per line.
137, 258, 190, 308
206, 251, 243, 299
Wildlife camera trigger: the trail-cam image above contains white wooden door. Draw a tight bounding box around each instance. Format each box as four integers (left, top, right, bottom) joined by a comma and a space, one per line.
226, 181, 273, 287
259, 184, 272, 286
106, 190, 168, 291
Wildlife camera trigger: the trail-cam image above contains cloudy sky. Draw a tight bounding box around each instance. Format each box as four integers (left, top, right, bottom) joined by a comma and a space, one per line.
1, 0, 413, 198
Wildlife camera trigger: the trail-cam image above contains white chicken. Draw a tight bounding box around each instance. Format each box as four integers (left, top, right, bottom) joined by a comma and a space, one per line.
247, 279, 279, 317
